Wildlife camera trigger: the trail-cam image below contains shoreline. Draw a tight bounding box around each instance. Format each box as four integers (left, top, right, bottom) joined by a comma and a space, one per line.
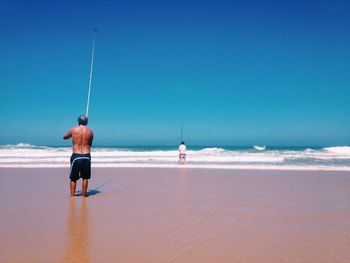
0, 165, 349, 172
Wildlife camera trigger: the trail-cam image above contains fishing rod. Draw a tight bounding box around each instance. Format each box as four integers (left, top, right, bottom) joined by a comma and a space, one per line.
85, 28, 97, 118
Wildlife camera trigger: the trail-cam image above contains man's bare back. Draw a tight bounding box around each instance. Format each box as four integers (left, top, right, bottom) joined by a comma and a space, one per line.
63, 125, 93, 154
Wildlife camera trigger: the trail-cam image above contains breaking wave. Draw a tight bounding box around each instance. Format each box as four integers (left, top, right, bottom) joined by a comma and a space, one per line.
0, 143, 349, 170
253, 145, 266, 151
197, 147, 226, 154
323, 146, 350, 155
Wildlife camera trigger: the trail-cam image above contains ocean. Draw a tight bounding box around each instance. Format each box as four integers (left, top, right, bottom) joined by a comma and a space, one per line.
0, 143, 349, 171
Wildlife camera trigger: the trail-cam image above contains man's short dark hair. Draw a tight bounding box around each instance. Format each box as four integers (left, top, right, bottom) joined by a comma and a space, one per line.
181, 141, 185, 144
78, 115, 88, 126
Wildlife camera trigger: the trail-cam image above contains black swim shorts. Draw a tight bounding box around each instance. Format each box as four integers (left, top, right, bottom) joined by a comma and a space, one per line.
69, 153, 91, 181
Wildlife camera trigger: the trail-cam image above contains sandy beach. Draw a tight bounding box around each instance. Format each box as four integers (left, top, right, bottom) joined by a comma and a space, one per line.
0, 168, 350, 262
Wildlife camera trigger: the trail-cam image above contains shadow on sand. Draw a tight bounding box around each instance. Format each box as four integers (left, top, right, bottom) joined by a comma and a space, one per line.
74, 180, 113, 197
75, 189, 101, 197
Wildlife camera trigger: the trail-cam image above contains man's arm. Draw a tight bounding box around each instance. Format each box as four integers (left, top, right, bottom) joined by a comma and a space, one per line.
89, 131, 94, 146
63, 129, 72, 140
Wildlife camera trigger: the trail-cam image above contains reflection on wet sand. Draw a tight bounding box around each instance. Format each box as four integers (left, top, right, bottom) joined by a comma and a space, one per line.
175, 167, 189, 204
177, 167, 188, 185
63, 198, 90, 263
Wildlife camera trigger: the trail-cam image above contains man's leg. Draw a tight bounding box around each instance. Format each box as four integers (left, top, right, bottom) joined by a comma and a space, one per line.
82, 179, 88, 197
180, 155, 185, 165
70, 180, 76, 196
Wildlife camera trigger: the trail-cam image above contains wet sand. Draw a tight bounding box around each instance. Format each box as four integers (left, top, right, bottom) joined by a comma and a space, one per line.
0, 168, 350, 262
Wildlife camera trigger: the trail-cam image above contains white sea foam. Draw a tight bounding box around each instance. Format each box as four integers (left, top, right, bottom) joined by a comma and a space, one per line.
197, 147, 226, 154
253, 145, 266, 151
0, 144, 349, 171
323, 146, 350, 155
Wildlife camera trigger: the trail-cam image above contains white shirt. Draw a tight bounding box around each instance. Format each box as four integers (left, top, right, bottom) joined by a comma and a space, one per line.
179, 144, 187, 154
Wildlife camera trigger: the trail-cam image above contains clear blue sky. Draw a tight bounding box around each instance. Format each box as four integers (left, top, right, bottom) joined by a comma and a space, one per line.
0, 0, 349, 146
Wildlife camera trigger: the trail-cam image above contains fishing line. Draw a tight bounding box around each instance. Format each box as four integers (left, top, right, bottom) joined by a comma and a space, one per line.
85, 28, 97, 118
180, 120, 184, 142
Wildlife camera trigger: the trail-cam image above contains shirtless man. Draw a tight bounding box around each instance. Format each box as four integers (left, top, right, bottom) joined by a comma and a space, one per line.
63, 115, 94, 197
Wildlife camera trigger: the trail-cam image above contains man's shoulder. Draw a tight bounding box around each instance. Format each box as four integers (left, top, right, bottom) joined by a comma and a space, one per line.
85, 127, 94, 136
70, 126, 78, 132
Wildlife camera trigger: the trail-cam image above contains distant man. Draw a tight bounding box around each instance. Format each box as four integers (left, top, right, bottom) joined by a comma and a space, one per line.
63, 115, 94, 197
178, 141, 187, 165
